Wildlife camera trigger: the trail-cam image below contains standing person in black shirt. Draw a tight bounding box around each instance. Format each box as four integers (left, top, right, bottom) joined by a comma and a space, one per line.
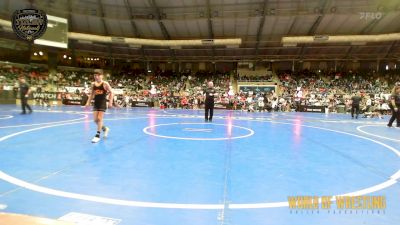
18, 76, 32, 114
351, 92, 362, 119
387, 85, 400, 127
204, 81, 216, 122
85, 70, 114, 143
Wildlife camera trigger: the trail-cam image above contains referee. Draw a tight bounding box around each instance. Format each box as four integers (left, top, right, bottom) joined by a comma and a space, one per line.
351, 92, 362, 119
204, 81, 216, 122
387, 85, 400, 127
18, 76, 32, 114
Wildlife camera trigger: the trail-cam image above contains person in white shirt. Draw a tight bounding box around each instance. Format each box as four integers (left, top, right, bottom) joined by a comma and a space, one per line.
228, 85, 235, 97
246, 95, 255, 112
257, 95, 265, 111
294, 87, 303, 112
150, 84, 157, 100
246, 95, 253, 105
381, 103, 390, 115
124, 94, 130, 108
271, 98, 278, 111
366, 96, 372, 112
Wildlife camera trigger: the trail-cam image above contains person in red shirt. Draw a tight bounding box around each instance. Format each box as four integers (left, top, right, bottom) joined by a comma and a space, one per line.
181, 96, 188, 109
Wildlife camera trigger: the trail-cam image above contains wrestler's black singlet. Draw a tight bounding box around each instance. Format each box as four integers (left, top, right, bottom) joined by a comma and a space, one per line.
93, 82, 107, 111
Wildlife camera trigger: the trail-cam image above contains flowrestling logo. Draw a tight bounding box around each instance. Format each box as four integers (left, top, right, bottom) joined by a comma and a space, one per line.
12, 9, 47, 41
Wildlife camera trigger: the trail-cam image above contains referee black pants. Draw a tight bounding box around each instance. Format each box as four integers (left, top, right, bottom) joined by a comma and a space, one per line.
351, 104, 359, 118
21, 96, 32, 114
388, 106, 400, 127
205, 102, 214, 121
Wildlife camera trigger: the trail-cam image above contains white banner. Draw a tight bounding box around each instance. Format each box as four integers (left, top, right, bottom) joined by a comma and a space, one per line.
113, 88, 124, 95
2, 86, 14, 90
64, 86, 123, 95
64, 86, 85, 93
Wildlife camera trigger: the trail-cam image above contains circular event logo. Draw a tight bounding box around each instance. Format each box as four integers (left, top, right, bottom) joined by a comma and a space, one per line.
11, 9, 47, 41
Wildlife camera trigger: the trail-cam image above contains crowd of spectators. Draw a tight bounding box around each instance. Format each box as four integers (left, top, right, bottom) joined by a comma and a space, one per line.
1, 65, 399, 115
110, 70, 231, 109
277, 69, 396, 114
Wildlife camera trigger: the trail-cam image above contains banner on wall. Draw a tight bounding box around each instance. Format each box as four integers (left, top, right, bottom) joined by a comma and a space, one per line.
131, 101, 154, 107
238, 85, 276, 93
299, 105, 326, 113
32, 92, 59, 100
62, 99, 83, 105
214, 103, 228, 109
113, 88, 124, 95
64, 87, 85, 93
2, 86, 14, 91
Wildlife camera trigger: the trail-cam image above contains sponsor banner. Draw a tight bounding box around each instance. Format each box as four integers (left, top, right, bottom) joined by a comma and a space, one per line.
131, 101, 154, 107
300, 105, 326, 113
64, 86, 85, 93
2, 86, 14, 91
113, 88, 124, 95
238, 85, 276, 93
32, 92, 59, 100
214, 103, 228, 109
65, 87, 123, 95
62, 99, 83, 105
